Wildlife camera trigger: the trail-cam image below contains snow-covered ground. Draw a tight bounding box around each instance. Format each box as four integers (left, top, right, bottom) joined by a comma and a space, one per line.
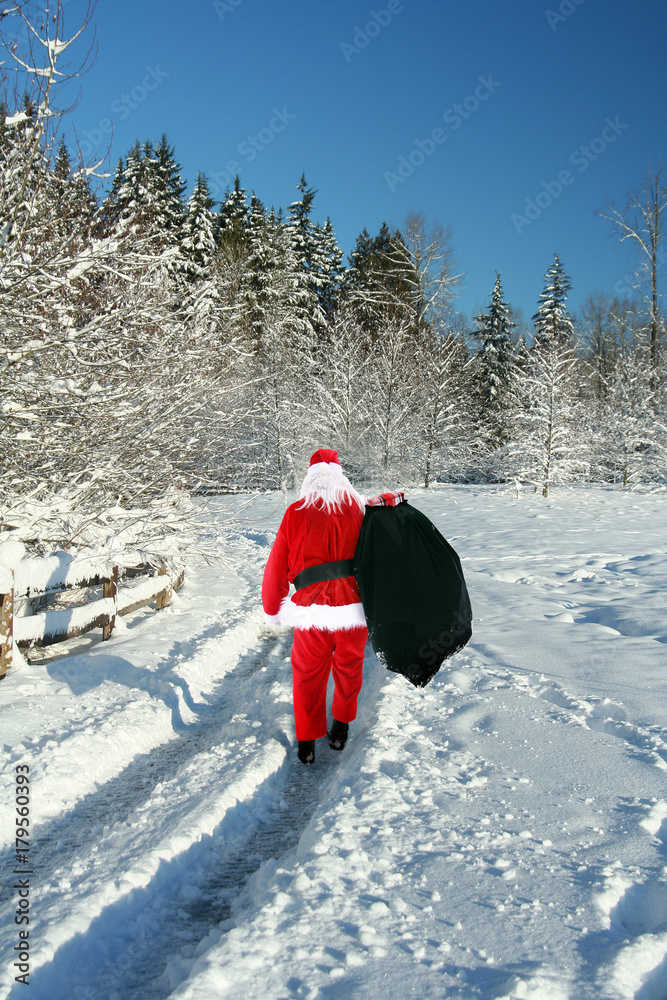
1, 485, 667, 1000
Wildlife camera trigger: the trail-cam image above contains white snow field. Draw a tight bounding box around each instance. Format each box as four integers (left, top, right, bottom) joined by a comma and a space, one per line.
1, 485, 666, 1000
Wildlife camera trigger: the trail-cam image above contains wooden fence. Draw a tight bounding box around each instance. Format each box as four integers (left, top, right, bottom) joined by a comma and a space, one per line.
0, 556, 185, 678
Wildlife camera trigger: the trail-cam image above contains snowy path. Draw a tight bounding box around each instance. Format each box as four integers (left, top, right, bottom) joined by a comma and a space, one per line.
1, 487, 667, 1000
5, 633, 348, 1000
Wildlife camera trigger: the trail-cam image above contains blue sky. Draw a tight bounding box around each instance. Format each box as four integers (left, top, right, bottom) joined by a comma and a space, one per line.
42, 0, 667, 322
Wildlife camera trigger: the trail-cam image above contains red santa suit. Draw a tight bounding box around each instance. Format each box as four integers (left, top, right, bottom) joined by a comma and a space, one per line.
262, 450, 368, 741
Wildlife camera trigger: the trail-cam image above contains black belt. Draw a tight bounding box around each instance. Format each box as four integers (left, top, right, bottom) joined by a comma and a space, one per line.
293, 559, 355, 592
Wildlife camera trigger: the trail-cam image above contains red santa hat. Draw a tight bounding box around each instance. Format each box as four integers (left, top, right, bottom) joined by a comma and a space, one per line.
300, 449, 365, 511
305, 448, 342, 477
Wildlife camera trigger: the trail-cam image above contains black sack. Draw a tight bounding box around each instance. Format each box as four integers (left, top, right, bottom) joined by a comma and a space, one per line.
353, 496, 472, 687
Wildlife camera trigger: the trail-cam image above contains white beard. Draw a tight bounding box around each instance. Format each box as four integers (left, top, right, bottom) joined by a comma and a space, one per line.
298, 467, 366, 513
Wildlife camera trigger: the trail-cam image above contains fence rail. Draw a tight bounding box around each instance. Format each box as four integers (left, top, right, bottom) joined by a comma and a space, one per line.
0, 557, 185, 677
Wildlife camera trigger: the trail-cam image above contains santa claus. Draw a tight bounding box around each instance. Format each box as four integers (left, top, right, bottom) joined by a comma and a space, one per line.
262, 449, 368, 764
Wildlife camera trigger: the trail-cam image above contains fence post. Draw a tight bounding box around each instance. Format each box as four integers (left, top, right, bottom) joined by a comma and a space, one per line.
155, 565, 172, 610
102, 566, 118, 641
1, 576, 14, 678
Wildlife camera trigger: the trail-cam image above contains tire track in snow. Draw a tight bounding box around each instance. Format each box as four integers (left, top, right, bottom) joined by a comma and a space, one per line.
78, 649, 382, 1000
0, 621, 282, 909
0, 634, 369, 1000
156, 746, 344, 1000
2, 627, 294, 997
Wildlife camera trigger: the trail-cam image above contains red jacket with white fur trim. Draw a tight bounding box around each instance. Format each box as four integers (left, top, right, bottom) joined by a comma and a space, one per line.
262, 498, 366, 631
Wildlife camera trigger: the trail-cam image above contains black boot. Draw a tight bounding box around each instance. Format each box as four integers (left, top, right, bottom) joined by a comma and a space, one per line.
298, 740, 315, 765
328, 719, 349, 751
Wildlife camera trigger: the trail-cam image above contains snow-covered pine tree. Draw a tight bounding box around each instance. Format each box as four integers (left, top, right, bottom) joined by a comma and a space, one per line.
102, 155, 126, 231
285, 172, 315, 263
235, 201, 319, 489
0, 96, 47, 254
50, 140, 97, 244
311, 217, 345, 320
177, 172, 219, 328
229, 198, 300, 351
33, 139, 98, 339
101, 138, 181, 245
515, 256, 587, 495
216, 174, 248, 253
214, 175, 249, 314
341, 227, 376, 334
342, 222, 417, 337
532, 253, 575, 348
237, 192, 272, 347
152, 133, 187, 243
235, 200, 313, 350
284, 172, 321, 331
52, 139, 76, 229
371, 223, 414, 319
104, 141, 150, 236
472, 272, 519, 459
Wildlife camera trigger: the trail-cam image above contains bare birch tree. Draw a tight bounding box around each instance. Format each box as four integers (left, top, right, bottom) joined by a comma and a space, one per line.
598, 166, 667, 367
383, 210, 463, 335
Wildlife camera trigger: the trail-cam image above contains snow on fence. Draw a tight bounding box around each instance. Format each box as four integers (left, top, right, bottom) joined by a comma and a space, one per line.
0, 553, 184, 677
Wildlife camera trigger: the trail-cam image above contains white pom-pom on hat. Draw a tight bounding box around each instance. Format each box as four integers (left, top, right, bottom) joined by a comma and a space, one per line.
305, 448, 342, 478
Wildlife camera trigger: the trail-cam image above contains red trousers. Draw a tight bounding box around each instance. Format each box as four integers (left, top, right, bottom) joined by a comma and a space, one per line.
291, 626, 368, 741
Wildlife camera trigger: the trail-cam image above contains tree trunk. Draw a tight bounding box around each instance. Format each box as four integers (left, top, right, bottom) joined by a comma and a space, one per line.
542, 382, 555, 498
